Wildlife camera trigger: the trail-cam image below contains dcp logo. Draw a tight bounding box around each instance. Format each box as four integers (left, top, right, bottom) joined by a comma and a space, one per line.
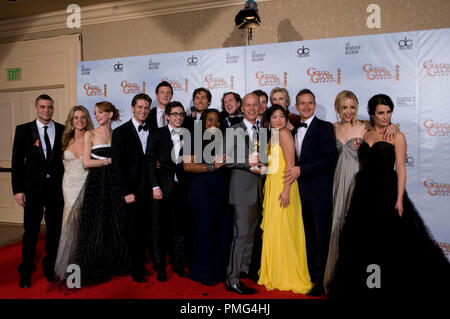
114, 61, 123, 72
406, 154, 414, 166
187, 55, 198, 66
297, 46, 310, 57
398, 37, 413, 50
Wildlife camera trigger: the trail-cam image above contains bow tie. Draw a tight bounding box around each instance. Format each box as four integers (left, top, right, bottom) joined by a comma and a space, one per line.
299, 122, 308, 128
138, 124, 148, 132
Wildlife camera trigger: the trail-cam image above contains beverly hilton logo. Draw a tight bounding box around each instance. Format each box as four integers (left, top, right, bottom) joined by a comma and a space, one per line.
255, 71, 287, 87
83, 83, 107, 97
204, 75, 234, 90
363, 64, 400, 81
398, 36, 414, 50
252, 50, 266, 62
81, 65, 91, 76
297, 45, 310, 58
423, 60, 450, 77
226, 53, 240, 64
121, 81, 146, 94
423, 120, 450, 136
161, 77, 189, 93
345, 41, 361, 55
424, 179, 450, 196
306, 67, 341, 84
149, 59, 160, 70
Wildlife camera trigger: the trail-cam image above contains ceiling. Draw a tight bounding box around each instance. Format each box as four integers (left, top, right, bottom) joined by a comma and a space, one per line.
0, 0, 115, 21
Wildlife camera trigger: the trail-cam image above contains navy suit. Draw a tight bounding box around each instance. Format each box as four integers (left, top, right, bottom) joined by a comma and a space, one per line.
294, 116, 337, 287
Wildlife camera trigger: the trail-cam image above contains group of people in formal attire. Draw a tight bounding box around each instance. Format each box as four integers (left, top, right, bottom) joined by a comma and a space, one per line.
12, 82, 449, 298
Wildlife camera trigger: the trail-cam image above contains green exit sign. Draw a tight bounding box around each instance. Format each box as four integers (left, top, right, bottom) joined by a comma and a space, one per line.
7, 68, 22, 81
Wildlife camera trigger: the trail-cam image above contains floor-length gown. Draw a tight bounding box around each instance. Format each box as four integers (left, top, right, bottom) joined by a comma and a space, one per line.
329, 141, 450, 299
323, 138, 363, 292
70, 144, 129, 286
258, 142, 313, 294
54, 150, 88, 281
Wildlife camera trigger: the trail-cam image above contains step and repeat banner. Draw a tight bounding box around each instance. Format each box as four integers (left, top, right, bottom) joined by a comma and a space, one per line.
77, 28, 450, 253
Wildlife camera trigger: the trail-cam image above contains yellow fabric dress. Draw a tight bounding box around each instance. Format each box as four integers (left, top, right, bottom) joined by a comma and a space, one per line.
258, 142, 313, 294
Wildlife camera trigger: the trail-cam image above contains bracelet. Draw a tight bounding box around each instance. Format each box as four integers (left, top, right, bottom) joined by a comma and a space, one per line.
206, 163, 216, 172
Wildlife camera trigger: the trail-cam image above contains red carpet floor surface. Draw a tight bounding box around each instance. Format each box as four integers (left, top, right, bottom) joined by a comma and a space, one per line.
0, 235, 324, 300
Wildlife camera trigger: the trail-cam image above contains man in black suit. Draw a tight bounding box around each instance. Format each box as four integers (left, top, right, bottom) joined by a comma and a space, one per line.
111, 93, 158, 283
219, 92, 243, 129
11, 94, 65, 288
148, 101, 189, 282
284, 89, 337, 296
146, 81, 173, 131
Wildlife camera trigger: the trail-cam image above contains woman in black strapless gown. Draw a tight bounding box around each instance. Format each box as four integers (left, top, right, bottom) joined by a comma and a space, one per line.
329, 94, 449, 300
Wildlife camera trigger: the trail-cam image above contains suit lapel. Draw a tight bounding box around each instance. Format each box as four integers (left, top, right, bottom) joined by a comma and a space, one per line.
47, 121, 61, 164
301, 116, 318, 155
128, 119, 145, 154
31, 120, 45, 159
238, 121, 250, 150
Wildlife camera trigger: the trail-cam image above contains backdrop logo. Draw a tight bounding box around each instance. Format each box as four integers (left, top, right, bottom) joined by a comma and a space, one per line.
204, 75, 234, 90
306, 67, 341, 84
255, 71, 288, 87
423, 120, 450, 136
345, 41, 361, 55
398, 37, 414, 50
148, 59, 160, 70
114, 61, 123, 72
424, 179, 450, 196
226, 53, 240, 64
406, 153, 414, 166
423, 60, 450, 77
297, 46, 310, 58
121, 81, 146, 94
81, 65, 91, 76
161, 77, 189, 93
187, 55, 198, 66
83, 83, 107, 97
363, 64, 400, 81
252, 50, 266, 62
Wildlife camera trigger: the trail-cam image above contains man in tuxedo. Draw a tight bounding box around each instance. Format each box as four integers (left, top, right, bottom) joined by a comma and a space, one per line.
148, 101, 189, 282
146, 81, 173, 131
225, 93, 265, 295
111, 93, 158, 283
219, 92, 243, 129
11, 94, 65, 288
284, 89, 337, 296
184, 87, 211, 132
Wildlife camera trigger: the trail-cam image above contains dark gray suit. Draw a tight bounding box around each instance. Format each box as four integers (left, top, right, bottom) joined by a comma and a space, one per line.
225, 121, 263, 286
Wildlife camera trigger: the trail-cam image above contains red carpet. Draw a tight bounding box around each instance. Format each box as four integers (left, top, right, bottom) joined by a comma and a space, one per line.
0, 235, 323, 300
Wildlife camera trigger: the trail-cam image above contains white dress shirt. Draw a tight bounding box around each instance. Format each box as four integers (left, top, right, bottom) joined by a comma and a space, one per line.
295, 115, 315, 160
168, 124, 182, 182
131, 117, 149, 154
242, 118, 258, 144
36, 119, 55, 159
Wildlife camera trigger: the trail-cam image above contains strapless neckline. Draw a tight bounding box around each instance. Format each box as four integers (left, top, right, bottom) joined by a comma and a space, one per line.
363, 140, 394, 149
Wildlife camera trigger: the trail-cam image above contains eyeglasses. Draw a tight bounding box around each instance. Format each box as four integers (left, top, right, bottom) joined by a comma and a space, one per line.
169, 112, 185, 117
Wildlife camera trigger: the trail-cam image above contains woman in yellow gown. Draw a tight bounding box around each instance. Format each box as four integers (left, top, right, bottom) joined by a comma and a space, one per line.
258, 105, 313, 294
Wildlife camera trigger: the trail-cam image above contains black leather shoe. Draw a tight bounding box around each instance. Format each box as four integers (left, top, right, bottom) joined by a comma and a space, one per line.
131, 274, 146, 283
142, 267, 151, 277
308, 285, 325, 297
173, 266, 189, 278
226, 281, 257, 295
19, 274, 31, 288
157, 270, 167, 282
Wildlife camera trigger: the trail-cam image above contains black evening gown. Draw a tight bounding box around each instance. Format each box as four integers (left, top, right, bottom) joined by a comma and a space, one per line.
329, 141, 450, 300
71, 145, 129, 286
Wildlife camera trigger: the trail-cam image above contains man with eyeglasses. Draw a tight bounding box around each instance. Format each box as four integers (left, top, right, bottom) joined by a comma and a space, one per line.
148, 101, 190, 282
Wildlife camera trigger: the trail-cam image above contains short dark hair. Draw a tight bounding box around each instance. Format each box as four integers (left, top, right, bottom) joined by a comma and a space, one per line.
368, 94, 394, 116
166, 101, 185, 115
192, 87, 212, 102
155, 81, 173, 95
221, 92, 242, 111
200, 108, 220, 125
252, 89, 268, 101
132, 93, 152, 107
295, 89, 316, 104
35, 94, 53, 106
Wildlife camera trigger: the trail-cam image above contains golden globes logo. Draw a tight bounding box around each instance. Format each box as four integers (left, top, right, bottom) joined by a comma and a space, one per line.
83, 83, 107, 97
204, 75, 234, 90
255, 71, 288, 87
423, 120, 450, 136
423, 60, 450, 77
161, 78, 189, 93
424, 179, 450, 196
306, 67, 341, 84
363, 64, 400, 81
121, 81, 145, 94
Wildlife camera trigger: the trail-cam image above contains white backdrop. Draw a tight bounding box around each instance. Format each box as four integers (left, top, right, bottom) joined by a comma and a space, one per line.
77, 28, 450, 253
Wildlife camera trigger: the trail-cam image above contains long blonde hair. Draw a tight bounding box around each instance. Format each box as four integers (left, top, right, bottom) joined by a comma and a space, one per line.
62, 105, 94, 151
334, 90, 359, 126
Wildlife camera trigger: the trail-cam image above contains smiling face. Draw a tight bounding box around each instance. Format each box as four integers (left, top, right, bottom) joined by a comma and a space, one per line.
296, 93, 316, 122
166, 106, 185, 128
242, 94, 260, 123
339, 98, 358, 124
271, 91, 288, 109
269, 109, 287, 129
72, 110, 87, 131
223, 93, 241, 116
194, 90, 210, 113
372, 104, 392, 128
204, 111, 220, 130
131, 99, 150, 124
35, 99, 54, 124
156, 86, 173, 108
94, 106, 112, 126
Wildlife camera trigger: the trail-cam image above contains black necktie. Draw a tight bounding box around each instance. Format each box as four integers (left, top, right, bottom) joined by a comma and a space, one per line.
43, 125, 52, 161
299, 122, 308, 128
138, 124, 148, 132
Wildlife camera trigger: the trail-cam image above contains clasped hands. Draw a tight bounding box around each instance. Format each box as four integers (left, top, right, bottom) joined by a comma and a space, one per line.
249, 153, 266, 175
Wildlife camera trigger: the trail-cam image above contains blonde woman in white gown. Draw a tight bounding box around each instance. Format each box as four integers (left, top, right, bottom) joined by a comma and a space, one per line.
54, 106, 94, 281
